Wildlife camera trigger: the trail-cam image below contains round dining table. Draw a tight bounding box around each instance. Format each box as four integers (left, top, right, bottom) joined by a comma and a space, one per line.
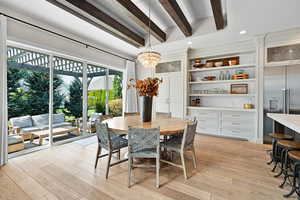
103, 115, 190, 135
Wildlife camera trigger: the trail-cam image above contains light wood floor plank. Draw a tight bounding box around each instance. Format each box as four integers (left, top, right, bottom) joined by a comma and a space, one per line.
1, 135, 295, 200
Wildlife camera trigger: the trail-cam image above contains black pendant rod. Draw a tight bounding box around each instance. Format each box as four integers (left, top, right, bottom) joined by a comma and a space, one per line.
0, 12, 135, 62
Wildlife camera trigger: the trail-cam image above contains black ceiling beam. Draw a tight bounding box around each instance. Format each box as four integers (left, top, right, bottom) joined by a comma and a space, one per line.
115, 0, 166, 42
210, 0, 225, 30
159, 0, 192, 37
46, 0, 145, 47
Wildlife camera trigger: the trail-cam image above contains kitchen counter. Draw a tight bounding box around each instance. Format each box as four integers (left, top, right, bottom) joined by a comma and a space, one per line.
267, 113, 300, 133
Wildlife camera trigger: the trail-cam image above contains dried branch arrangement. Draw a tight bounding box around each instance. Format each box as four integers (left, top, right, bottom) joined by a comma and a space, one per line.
128, 77, 163, 96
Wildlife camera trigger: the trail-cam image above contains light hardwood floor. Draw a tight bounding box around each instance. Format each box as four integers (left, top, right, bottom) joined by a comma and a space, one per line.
0, 135, 296, 200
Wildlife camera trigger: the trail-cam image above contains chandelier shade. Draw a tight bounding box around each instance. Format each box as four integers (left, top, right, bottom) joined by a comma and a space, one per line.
137, 51, 161, 68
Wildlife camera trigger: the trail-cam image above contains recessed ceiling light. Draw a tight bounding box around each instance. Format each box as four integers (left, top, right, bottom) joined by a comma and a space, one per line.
240, 30, 247, 35
188, 41, 192, 45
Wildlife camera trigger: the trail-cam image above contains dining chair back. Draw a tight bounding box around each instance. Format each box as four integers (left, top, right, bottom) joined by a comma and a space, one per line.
160, 121, 198, 180
95, 122, 128, 179
128, 127, 160, 188
181, 121, 197, 151
95, 123, 111, 150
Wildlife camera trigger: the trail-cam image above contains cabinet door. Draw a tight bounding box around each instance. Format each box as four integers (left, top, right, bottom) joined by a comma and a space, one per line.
155, 75, 170, 113
169, 72, 183, 118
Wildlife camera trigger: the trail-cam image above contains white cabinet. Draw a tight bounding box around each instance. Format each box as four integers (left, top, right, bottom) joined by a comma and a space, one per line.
221, 111, 255, 140
155, 72, 183, 118
189, 110, 255, 141
189, 110, 220, 136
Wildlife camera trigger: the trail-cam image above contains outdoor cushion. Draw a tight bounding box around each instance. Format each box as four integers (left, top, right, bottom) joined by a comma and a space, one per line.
90, 113, 102, 122
20, 126, 41, 133
10, 115, 33, 128
53, 113, 65, 124
8, 135, 23, 145
37, 125, 50, 130
32, 114, 49, 126
52, 122, 72, 128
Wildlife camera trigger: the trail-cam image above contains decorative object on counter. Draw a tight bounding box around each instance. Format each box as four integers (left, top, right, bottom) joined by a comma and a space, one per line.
191, 98, 200, 106
232, 73, 249, 80
229, 59, 238, 66
128, 77, 162, 122
206, 56, 240, 67
214, 61, 223, 67
202, 76, 216, 81
230, 84, 248, 94
243, 104, 254, 109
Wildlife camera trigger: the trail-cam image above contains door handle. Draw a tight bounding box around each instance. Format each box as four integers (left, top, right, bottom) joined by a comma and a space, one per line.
287, 89, 291, 114
282, 89, 287, 114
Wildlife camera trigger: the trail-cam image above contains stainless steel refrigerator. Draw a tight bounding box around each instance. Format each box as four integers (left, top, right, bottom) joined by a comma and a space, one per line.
263, 64, 300, 143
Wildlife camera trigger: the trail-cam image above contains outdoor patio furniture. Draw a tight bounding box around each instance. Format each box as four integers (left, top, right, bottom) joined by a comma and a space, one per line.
29, 126, 80, 145
10, 113, 72, 140
87, 113, 102, 133
8, 135, 24, 153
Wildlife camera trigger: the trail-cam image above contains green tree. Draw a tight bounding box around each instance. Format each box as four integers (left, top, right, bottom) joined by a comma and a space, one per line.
112, 74, 122, 99
23, 71, 64, 116
65, 78, 82, 118
7, 68, 27, 118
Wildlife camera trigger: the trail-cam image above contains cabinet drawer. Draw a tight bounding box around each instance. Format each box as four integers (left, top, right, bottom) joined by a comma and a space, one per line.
222, 112, 254, 121
222, 129, 253, 138
222, 121, 254, 130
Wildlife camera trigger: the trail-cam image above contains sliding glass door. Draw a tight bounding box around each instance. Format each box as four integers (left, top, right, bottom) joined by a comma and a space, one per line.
7, 46, 50, 151
5, 44, 124, 156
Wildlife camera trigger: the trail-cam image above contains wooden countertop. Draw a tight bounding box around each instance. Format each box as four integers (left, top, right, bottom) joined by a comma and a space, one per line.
103, 115, 190, 135
267, 113, 300, 133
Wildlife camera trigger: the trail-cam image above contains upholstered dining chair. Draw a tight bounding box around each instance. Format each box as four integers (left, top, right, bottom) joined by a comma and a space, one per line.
124, 112, 139, 116
161, 121, 197, 180
95, 122, 128, 179
128, 127, 161, 188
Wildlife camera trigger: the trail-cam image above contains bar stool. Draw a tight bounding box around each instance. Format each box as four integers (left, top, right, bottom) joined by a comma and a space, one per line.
276, 140, 300, 188
283, 150, 300, 199
268, 133, 294, 172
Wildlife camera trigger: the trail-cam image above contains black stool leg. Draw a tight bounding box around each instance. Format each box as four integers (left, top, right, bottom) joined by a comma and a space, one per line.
279, 149, 290, 188
272, 161, 278, 172
284, 163, 298, 198
275, 148, 285, 177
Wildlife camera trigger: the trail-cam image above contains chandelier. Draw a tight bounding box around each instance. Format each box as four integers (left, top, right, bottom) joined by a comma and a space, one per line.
137, 0, 161, 68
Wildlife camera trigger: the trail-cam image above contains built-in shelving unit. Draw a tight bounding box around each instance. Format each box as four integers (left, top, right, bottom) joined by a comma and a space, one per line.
186, 49, 258, 142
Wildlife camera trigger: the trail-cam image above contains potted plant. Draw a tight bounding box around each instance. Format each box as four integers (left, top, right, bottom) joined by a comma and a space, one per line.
128, 77, 162, 122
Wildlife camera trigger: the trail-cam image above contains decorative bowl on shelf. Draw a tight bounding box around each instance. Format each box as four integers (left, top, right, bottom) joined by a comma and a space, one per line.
214, 61, 223, 67
205, 62, 214, 68
229, 60, 238, 66
243, 104, 254, 109
202, 76, 216, 81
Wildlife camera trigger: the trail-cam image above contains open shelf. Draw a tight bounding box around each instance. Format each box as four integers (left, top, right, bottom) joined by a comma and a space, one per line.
188, 106, 257, 112
189, 64, 256, 72
189, 94, 255, 97
189, 79, 256, 84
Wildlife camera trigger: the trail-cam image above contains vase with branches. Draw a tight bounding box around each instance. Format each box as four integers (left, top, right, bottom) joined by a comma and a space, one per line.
128, 77, 162, 122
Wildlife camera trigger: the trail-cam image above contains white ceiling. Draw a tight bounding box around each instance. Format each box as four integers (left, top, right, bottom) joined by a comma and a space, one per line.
1, 0, 300, 58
